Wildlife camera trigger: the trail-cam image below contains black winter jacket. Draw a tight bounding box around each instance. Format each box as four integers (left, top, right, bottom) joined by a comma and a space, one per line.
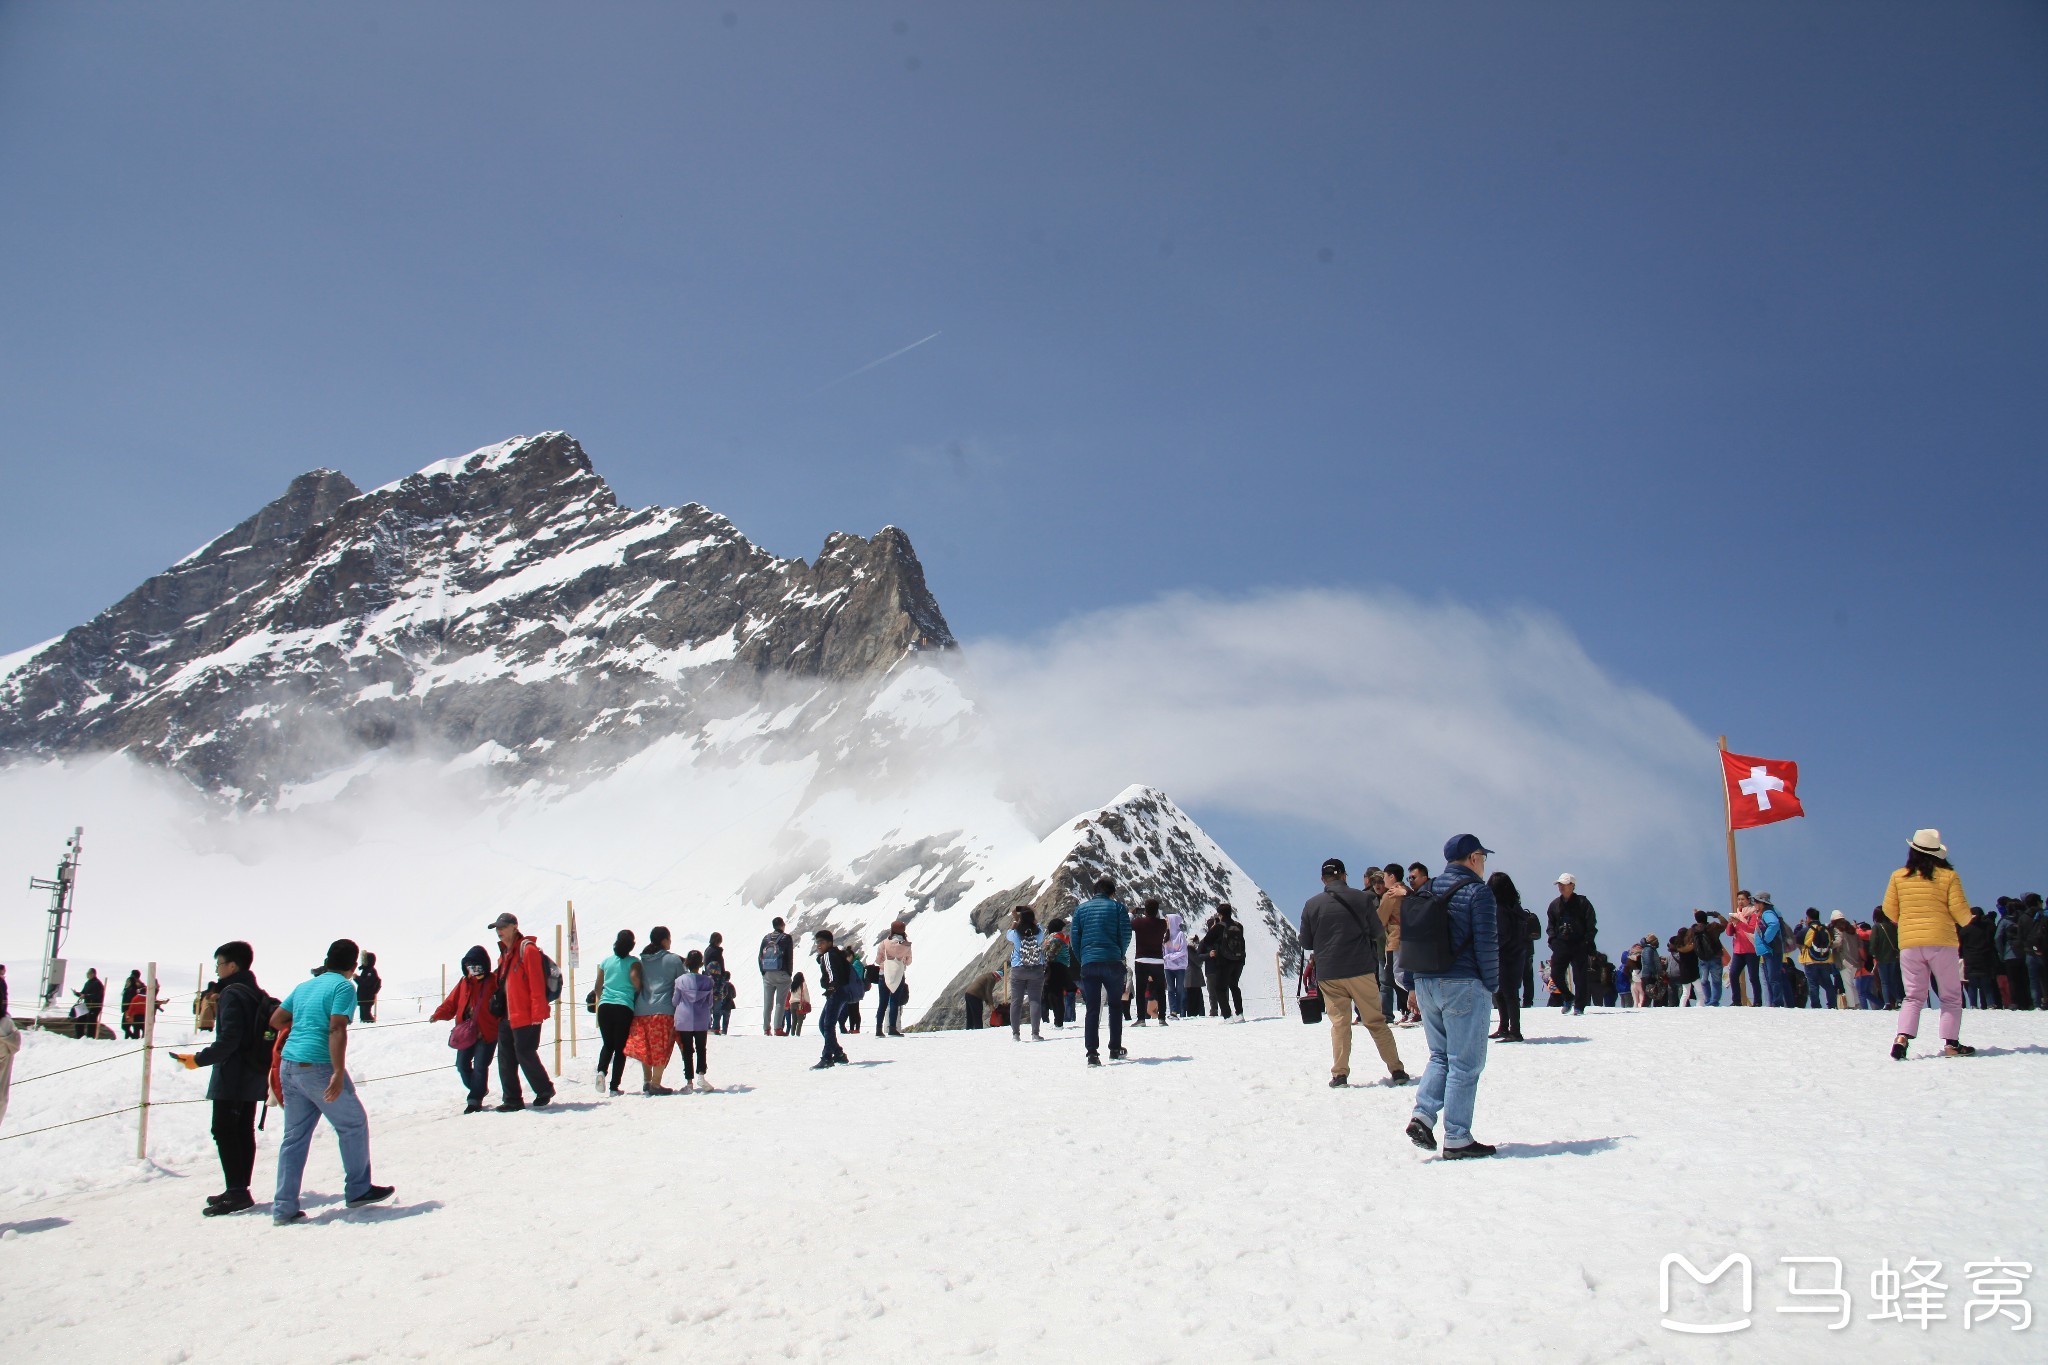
1546, 894, 1598, 952
194, 974, 273, 1103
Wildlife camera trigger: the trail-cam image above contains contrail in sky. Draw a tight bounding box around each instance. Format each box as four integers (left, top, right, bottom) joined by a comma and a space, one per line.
805, 331, 942, 397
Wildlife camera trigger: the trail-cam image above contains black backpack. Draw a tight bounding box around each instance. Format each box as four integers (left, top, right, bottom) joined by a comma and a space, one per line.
1399, 876, 1470, 975
227, 980, 280, 1074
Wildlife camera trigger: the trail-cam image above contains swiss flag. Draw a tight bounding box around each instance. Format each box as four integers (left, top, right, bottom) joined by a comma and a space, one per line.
1722, 750, 1804, 830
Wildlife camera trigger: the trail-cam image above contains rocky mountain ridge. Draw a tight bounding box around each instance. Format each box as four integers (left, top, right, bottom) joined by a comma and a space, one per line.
0, 433, 953, 801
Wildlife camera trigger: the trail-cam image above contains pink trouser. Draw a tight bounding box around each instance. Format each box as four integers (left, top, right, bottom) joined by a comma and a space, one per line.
1895, 945, 1963, 1041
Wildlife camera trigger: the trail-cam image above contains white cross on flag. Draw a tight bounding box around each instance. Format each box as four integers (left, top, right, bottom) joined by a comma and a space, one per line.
1722, 750, 1804, 830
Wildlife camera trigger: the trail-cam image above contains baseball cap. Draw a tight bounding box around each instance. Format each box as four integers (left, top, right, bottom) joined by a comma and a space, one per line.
486, 912, 520, 930
1556, 873, 1576, 885
1320, 857, 1346, 877
1443, 834, 1494, 862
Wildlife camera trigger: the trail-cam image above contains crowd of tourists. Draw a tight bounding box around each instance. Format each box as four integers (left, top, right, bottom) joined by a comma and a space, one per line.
18, 825, 2034, 1223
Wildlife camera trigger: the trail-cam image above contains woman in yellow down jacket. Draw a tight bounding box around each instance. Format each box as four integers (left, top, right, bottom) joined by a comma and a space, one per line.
1882, 829, 1974, 1060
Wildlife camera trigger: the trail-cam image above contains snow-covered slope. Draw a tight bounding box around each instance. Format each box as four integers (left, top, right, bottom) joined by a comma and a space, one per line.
0, 435, 1293, 1027
3, 1006, 2040, 1363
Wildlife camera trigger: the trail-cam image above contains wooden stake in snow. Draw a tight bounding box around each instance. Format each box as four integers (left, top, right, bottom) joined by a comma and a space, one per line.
136, 962, 158, 1160
552, 924, 564, 1078
566, 900, 579, 1059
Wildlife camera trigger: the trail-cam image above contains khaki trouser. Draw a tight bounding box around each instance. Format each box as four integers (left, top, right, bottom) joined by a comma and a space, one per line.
1320, 974, 1403, 1078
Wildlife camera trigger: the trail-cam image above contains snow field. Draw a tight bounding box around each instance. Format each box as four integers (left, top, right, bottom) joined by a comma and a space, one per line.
1, 1003, 2042, 1364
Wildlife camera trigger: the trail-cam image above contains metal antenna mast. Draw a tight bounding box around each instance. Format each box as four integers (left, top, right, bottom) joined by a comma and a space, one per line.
31, 826, 83, 1010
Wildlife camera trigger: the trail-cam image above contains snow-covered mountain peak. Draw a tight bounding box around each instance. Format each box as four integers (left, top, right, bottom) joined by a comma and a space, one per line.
0, 433, 952, 800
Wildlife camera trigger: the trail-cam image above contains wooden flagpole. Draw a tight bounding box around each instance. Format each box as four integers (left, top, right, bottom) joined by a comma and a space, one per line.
136, 962, 158, 1159
1719, 736, 1740, 919
552, 924, 564, 1078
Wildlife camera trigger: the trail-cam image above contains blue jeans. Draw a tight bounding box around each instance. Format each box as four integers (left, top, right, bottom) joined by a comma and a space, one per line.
274, 1061, 374, 1218
1700, 959, 1724, 1007
1165, 968, 1186, 1016
1802, 964, 1837, 1008
873, 980, 902, 1032
1854, 973, 1883, 1009
1880, 960, 1905, 1008
455, 1036, 496, 1105
1411, 976, 1491, 1147
1378, 956, 1397, 1022
819, 991, 854, 1061
2028, 958, 2047, 1014
1080, 962, 1125, 1059
1759, 954, 1785, 1006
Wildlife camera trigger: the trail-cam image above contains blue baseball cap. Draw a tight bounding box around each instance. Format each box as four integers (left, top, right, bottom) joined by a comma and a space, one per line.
1443, 833, 1495, 862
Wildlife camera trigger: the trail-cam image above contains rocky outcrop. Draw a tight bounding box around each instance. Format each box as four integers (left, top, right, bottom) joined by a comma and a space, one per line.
0, 433, 954, 800
915, 786, 1299, 1029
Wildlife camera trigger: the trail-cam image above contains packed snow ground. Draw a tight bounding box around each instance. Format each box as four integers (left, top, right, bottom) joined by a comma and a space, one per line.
2, 1001, 2042, 1363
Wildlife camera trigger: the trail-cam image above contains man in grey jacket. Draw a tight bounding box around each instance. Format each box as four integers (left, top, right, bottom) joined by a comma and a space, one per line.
1300, 859, 1408, 1089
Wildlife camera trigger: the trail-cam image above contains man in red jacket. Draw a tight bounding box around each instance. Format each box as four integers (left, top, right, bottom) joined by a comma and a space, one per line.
490, 913, 556, 1111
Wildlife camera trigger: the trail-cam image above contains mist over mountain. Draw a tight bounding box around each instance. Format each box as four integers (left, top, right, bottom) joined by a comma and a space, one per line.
0, 435, 1294, 1021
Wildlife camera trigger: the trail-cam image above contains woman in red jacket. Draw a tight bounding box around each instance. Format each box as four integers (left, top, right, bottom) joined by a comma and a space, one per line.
430, 945, 500, 1113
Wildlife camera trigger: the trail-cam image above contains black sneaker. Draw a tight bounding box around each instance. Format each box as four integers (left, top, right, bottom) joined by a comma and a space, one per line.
1387, 1070, 1412, 1086
274, 1211, 308, 1226
1891, 1035, 1911, 1061
202, 1191, 254, 1217
1443, 1141, 1497, 1160
1943, 1040, 1976, 1057
1329, 1074, 1349, 1088
1086, 1053, 1102, 1067
1110, 1046, 1128, 1060
463, 1101, 485, 1114
531, 1092, 556, 1108
204, 1191, 233, 1207
346, 1184, 396, 1208
1405, 1117, 1437, 1150
495, 1101, 527, 1112
810, 1059, 835, 1070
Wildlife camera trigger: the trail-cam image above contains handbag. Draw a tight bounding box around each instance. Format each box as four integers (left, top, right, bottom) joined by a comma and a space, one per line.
449, 1014, 479, 1050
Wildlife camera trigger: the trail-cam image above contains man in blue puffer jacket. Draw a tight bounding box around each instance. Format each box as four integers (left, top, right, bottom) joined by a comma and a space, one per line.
1068, 875, 1133, 1067
1405, 834, 1501, 1160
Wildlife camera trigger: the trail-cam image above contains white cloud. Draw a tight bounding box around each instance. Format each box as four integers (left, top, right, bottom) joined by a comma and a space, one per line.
961, 587, 1726, 932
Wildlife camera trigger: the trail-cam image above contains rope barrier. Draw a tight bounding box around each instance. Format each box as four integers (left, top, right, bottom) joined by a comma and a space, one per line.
0, 1062, 460, 1142
8, 1047, 150, 1086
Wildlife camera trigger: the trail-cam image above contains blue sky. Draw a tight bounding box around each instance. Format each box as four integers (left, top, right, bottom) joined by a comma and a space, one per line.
1, 3, 2042, 935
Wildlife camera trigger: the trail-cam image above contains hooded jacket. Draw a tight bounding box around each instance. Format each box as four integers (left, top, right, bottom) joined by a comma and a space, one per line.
1163, 914, 1189, 970
431, 946, 501, 1044
635, 945, 686, 1016
672, 971, 716, 1032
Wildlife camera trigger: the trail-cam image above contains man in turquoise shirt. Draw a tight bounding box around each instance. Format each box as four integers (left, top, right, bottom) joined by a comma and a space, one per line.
269, 939, 392, 1223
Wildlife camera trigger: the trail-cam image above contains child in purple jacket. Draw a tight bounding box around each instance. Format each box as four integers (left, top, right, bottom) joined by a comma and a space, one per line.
671, 951, 718, 1093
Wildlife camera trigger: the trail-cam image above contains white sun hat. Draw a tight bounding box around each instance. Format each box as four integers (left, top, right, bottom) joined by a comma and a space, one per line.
1908, 829, 1948, 858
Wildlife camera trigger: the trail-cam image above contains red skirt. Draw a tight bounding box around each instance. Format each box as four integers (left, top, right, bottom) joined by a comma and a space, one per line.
624, 1014, 675, 1064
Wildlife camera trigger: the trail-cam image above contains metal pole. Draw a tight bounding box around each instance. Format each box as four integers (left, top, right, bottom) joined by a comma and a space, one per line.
136, 962, 158, 1160
567, 900, 578, 1059
552, 924, 563, 1078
